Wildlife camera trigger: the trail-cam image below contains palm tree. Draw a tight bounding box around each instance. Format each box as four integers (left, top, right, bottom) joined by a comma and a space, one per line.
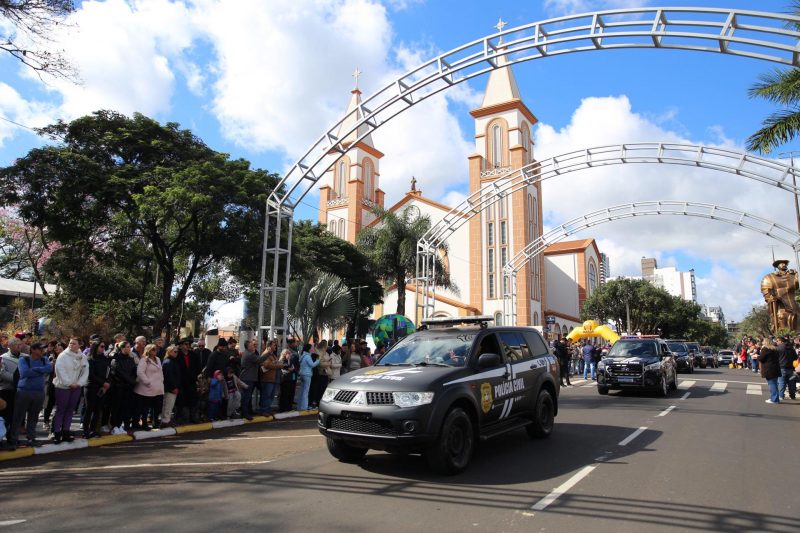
357, 206, 455, 317
746, 1, 800, 153
287, 272, 355, 342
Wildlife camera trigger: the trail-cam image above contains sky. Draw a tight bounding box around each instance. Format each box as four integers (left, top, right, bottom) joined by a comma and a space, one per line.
2, 0, 799, 325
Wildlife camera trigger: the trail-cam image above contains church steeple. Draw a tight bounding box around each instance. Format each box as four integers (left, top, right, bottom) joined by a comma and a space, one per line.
337, 68, 376, 148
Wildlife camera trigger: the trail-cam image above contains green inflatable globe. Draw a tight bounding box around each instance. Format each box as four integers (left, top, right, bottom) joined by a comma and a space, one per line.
372, 314, 416, 346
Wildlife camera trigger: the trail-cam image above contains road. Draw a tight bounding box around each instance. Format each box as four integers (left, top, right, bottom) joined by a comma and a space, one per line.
1, 367, 796, 532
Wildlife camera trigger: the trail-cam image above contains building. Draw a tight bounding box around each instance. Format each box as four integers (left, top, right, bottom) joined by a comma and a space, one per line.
599, 252, 610, 285
319, 52, 603, 330
640, 257, 696, 302
0, 277, 56, 323
542, 239, 603, 337
701, 305, 725, 324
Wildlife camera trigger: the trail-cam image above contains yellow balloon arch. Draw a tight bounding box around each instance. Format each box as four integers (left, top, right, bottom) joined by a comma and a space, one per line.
566, 320, 620, 344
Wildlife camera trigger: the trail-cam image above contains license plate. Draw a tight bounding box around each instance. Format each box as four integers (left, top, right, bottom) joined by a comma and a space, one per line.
341, 411, 371, 420
617, 376, 638, 383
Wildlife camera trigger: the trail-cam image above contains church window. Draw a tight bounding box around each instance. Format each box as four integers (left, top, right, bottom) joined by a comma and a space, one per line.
533, 312, 539, 326
494, 312, 503, 326
521, 122, 531, 164
328, 220, 335, 234
363, 159, 374, 202
500, 221, 507, 245
499, 196, 506, 219
501, 247, 507, 267
502, 275, 509, 296
488, 274, 495, 299
487, 222, 494, 246
338, 219, 345, 239
491, 124, 502, 168
488, 248, 494, 273
337, 161, 347, 198
588, 261, 597, 295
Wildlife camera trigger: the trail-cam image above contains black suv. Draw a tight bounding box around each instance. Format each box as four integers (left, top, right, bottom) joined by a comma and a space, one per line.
597, 338, 678, 396
666, 340, 694, 373
686, 341, 702, 367
700, 346, 718, 368
318, 317, 560, 474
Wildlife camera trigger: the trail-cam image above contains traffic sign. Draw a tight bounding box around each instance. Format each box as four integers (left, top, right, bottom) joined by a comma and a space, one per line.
545, 315, 556, 324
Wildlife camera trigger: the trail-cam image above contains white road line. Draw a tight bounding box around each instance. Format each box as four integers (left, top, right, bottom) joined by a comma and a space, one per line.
0, 521, 26, 527
618, 426, 648, 446
710, 382, 727, 392
657, 405, 676, 417
223, 434, 321, 442
0, 460, 273, 476
678, 380, 695, 390
582, 384, 595, 388
680, 392, 691, 400
746, 384, 763, 395
691, 378, 764, 385
531, 465, 597, 511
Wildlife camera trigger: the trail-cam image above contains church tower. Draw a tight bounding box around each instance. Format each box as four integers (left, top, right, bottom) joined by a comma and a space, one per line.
467, 23, 544, 326
319, 69, 386, 244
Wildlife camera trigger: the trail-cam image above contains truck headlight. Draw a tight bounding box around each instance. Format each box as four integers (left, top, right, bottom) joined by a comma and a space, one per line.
321, 388, 340, 403
393, 392, 434, 408
644, 362, 661, 371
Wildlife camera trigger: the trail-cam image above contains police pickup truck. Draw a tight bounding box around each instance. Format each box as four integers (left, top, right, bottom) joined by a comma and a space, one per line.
318, 316, 560, 474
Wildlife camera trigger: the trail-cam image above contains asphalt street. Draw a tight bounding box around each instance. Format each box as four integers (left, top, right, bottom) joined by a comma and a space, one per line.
1, 367, 797, 532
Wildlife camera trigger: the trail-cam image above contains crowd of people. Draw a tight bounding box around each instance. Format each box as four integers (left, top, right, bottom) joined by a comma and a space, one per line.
735, 335, 798, 403
552, 337, 608, 386
0, 330, 384, 451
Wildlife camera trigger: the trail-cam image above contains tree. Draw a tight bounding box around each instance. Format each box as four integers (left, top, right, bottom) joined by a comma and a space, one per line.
746, 1, 800, 153
0, 208, 58, 294
357, 206, 454, 317
738, 304, 773, 339
287, 272, 355, 342
1, 0, 76, 79
0, 110, 280, 341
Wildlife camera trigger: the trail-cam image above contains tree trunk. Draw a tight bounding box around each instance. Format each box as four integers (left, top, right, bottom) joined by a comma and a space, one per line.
396, 271, 406, 317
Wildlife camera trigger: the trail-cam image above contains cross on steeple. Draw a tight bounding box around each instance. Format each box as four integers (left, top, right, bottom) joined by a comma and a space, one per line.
495, 18, 507, 32
352, 67, 362, 90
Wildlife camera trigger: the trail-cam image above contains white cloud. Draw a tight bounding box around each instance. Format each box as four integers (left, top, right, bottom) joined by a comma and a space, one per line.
0, 83, 57, 146
536, 95, 795, 321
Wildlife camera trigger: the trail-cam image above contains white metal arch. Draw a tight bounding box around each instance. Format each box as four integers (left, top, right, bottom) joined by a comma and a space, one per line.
500, 201, 800, 325
415, 142, 800, 319
260, 7, 800, 343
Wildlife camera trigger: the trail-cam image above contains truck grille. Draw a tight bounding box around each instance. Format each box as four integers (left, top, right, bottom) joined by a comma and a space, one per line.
608, 363, 643, 376
366, 392, 394, 405
329, 417, 397, 437
333, 390, 358, 403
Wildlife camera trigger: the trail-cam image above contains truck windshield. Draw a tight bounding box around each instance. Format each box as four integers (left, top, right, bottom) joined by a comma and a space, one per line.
378, 334, 475, 367
606, 342, 657, 358
668, 343, 687, 353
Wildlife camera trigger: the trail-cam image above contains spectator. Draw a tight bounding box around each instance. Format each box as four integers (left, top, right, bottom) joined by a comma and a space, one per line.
297, 344, 320, 411
42, 340, 61, 429
10, 342, 52, 448
259, 344, 284, 415
160, 344, 180, 427
314, 340, 331, 407
132, 336, 147, 363
582, 342, 596, 380
83, 341, 112, 439
758, 338, 782, 404
0, 332, 8, 355
278, 346, 299, 412
553, 337, 571, 387
153, 337, 166, 360
776, 336, 797, 400
0, 338, 22, 446
239, 339, 265, 420
195, 339, 211, 369
225, 367, 247, 419
207, 370, 225, 421
52, 338, 89, 443
348, 340, 361, 373
360, 346, 374, 368
176, 338, 201, 424
327, 345, 342, 382
133, 343, 164, 431
204, 339, 230, 378
110, 341, 137, 434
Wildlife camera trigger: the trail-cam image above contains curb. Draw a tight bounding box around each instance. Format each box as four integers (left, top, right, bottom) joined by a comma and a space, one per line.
0, 409, 318, 463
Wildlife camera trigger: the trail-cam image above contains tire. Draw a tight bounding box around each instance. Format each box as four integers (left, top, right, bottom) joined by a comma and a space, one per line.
326, 437, 368, 463
658, 375, 668, 397
669, 369, 678, 390
598, 386, 609, 395
526, 390, 555, 439
425, 408, 475, 475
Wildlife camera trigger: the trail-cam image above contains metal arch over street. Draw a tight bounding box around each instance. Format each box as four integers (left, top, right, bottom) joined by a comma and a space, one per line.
260, 7, 800, 344
415, 142, 800, 320
499, 201, 800, 325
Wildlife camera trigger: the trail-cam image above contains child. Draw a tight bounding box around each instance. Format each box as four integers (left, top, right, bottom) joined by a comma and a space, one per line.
0, 397, 10, 451
207, 370, 225, 421
225, 368, 247, 419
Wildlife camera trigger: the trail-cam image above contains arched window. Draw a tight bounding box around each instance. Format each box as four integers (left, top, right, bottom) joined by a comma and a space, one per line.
588, 260, 597, 295
520, 122, 531, 164
562, 325, 568, 336
337, 160, 347, 198
328, 220, 335, 234
494, 312, 503, 326
492, 124, 502, 168
533, 312, 539, 326
338, 219, 345, 239
363, 159, 374, 202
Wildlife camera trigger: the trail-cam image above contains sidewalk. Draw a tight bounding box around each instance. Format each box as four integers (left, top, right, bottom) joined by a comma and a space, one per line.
0, 409, 319, 463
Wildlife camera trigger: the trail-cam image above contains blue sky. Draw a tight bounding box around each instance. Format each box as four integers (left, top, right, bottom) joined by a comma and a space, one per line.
1, 0, 798, 322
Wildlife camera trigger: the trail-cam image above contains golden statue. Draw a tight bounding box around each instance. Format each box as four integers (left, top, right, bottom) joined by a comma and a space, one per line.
761, 259, 800, 332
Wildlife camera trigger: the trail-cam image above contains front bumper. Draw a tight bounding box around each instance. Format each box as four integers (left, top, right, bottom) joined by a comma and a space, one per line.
318, 401, 438, 452
598, 369, 664, 390
675, 357, 692, 371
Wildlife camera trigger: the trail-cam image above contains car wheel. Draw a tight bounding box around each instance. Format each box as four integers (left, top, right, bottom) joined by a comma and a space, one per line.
326, 437, 368, 463
598, 386, 609, 395
669, 370, 678, 390
658, 375, 668, 397
425, 407, 475, 475
526, 390, 555, 439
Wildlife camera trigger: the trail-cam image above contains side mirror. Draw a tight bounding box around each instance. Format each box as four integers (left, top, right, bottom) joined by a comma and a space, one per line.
478, 352, 502, 369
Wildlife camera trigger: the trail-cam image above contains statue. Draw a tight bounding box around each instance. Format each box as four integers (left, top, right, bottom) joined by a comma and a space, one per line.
761, 259, 800, 333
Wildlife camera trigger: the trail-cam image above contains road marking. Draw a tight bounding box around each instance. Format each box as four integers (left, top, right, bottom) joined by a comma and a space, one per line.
746, 384, 762, 395
223, 434, 321, 442
680, 392, 691, 400
582, 384, 595, 388
691, 378, 764, 385
618, 426, 647, 446
531, 465, 596, 511
0, 521, 26, 527
0, 460, 273, 476
710, 382, 727, 392
657, 405, 676, 417
678, 380, 695, 390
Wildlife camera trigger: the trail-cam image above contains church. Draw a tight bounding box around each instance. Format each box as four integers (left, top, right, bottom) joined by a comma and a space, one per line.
318, 52, 604, 338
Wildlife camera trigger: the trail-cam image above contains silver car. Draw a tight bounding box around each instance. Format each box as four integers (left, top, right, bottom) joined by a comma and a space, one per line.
718, 349, 736, 366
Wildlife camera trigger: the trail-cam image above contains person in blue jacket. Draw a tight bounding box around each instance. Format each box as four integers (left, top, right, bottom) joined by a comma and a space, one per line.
11, 342, 53, 447
297, 344, 321, 411
207, 370, 225, 421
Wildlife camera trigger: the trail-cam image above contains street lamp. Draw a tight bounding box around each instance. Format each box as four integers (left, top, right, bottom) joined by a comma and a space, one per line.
353, 285, 369, 340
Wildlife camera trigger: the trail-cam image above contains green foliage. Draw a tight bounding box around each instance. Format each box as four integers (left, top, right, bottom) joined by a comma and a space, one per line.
738, 305, 773, 339
287, 272, 355, 342
357, 206, 454, 317
581, 278, 705, 338
0, 110, 280, 340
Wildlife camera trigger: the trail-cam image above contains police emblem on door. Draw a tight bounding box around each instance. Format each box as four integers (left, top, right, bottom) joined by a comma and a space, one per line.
480, 382, 492, 414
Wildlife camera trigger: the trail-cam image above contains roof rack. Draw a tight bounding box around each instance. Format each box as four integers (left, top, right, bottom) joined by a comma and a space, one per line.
420, 315, 494, 329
